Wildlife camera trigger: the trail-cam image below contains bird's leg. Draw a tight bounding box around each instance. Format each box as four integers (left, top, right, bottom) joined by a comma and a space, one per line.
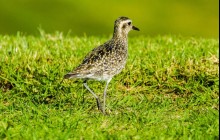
103, 79, 111, 114
83, 82, 102, 111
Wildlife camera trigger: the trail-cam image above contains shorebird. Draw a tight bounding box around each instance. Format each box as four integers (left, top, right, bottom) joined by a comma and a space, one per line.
64, 16, 139, 114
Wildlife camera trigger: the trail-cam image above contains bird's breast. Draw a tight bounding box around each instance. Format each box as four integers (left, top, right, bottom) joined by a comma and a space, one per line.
102, 43, 128, 74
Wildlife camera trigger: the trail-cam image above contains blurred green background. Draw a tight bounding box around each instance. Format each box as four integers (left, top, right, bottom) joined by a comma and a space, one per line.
0, 0, 219, 38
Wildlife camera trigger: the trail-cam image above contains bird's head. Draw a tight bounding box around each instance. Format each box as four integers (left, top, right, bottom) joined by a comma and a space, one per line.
113, 16, 139, 38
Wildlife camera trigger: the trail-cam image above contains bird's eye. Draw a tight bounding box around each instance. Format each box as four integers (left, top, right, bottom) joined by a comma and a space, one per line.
128, 22, 131, 25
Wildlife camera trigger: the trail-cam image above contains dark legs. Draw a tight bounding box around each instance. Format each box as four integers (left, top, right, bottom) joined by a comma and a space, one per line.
103, 79, 111, 114
83, 82, 102, 111
83, 79, 111, 114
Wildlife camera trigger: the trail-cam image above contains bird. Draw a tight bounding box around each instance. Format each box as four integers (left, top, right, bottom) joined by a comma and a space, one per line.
64, 16, 139, 114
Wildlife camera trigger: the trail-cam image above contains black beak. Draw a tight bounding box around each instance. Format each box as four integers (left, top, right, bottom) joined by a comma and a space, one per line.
132, 26, 140, 31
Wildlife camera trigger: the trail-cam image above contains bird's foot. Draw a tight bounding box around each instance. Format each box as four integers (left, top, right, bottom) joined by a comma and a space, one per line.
96, 99, 107, 115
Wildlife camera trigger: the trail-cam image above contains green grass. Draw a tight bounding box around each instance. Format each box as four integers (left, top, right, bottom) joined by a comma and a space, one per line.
0, 32, 219, 139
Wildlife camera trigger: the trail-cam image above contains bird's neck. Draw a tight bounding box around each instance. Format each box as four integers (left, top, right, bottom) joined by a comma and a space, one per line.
112, 31, 128, 43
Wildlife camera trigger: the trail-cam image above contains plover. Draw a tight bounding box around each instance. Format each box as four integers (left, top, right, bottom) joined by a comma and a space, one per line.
64, 16, 139, 114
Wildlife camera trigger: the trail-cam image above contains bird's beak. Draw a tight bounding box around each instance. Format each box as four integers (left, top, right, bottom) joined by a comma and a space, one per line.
132, 26, 140, 31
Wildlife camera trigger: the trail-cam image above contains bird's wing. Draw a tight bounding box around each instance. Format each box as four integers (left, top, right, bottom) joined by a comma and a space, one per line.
81, 43, 110, 65
67, 39, 116, 78
69, 43, 111, 75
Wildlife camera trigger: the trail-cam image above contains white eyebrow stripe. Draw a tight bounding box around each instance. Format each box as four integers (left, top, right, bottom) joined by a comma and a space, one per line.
119, 20, 132, 29
120, 20, 132, 25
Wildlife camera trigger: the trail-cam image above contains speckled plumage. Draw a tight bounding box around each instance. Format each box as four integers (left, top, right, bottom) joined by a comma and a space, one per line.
64, 17, 139, 114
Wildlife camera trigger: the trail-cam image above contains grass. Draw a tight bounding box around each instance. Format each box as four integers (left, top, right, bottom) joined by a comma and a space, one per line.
0, 32, 219, 139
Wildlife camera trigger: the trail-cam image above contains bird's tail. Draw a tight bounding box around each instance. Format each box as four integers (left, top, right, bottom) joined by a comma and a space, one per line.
63, 73, 77, 79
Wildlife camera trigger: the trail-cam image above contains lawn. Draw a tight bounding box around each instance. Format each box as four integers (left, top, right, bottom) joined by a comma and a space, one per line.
0, 32, 219, 139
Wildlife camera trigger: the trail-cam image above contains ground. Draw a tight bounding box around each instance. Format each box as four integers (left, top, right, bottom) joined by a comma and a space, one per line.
0, 32, 219, 139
